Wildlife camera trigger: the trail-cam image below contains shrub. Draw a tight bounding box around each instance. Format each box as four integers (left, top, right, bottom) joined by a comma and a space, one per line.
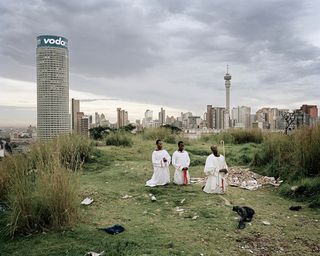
55, 135, 94, 171
106, 132, 133, 147
200, 132, 234, 144
279, 177, 320, 208
142, 128, 173, 141
6, 165, 78, 236
230, 129, 263, 144
0, 134, 89, 236
293, 126, 320, 177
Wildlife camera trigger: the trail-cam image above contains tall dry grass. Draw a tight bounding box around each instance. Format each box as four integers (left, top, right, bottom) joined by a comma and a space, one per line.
0, 134, 92, 236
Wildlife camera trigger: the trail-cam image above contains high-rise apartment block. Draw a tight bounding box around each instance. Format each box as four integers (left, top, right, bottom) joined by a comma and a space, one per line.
206, 105, 225, 130
232, 106, 251, 128
159, 108, 166, 125
71, 98, 80, 133
117, 108, 129, 128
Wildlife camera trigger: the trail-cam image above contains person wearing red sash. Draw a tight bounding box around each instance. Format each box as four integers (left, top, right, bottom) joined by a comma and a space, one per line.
172, 141, 191, 185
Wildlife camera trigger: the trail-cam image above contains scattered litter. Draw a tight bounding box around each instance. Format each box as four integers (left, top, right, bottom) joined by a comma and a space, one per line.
190, 177, 206, 184
98, 224, 125, 235
85, 251, 105, 256
149, 194, 157, 201
81, 197, 94, 205
192, 215, 199, 220
121, 194, 133, 199
227, 167, 282, 190
262, 221, 271, 225
191, 167, 282, 191
291, 186, 299, 191
289, 205, 302, 211
180, 198, 186, 204
175, 207, 185, 212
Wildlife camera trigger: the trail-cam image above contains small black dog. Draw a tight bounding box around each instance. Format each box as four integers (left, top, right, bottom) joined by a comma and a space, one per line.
232, 206, 255, 229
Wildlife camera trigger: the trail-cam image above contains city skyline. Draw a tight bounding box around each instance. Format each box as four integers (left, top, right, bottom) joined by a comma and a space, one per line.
1, 0, 320, 126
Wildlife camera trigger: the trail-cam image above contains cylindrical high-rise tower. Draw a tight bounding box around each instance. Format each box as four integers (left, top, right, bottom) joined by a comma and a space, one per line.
37, 35, 70, 140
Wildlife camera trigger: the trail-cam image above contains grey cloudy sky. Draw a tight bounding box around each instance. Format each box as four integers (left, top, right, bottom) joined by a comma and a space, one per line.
1, 0, 320, 126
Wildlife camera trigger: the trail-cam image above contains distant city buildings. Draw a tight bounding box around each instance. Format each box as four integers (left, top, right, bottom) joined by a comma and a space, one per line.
158, 108, 166, 125
206, 105, 226, 130
297, 104, 318, 127
71, 98, 80, 133
232, 106, 251, 128
117, 108, 129, 128
37, 35, 70, 140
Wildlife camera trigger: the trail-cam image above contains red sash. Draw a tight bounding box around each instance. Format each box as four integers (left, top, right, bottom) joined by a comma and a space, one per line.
221, 178, 224, 192
183, 169, 188, 185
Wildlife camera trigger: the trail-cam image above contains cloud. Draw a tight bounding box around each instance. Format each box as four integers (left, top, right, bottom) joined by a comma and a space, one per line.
0, 0, 319, 126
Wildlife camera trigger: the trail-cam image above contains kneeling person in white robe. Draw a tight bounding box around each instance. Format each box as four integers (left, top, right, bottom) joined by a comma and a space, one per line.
146, 139, 171, 187
172, 141, 190, 185
203, 145, 228, 194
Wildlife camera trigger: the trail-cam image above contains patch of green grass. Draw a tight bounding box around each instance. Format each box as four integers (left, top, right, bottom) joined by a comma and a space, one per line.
1, 139, 320, 255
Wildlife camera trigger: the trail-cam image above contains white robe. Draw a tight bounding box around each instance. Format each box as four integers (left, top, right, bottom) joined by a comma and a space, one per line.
145, 150, 171, 187
203, 154, 228, 194
172, 150, 190, 185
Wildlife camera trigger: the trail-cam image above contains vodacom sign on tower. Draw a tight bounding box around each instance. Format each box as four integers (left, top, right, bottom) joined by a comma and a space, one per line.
37, 35, 68, 49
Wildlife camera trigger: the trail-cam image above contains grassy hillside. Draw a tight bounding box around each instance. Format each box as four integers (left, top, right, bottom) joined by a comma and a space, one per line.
1, 136, 319, 255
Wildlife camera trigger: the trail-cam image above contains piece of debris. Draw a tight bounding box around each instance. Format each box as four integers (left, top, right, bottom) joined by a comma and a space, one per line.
175, 207, 185, 212
190, 177, 206, 184
180, 198, 186, 204
291, 186, 299, 191
150, 195, 157, 201
262, 221, 271, 225
191, 167, 282, 190
121, 194, 133, 199
81, 197, 94, 205
289, 205, 302, 211
85, 251, 105, 256
227, 167, 283, 190
98, 224, 125, 235
192, 215, 199, 220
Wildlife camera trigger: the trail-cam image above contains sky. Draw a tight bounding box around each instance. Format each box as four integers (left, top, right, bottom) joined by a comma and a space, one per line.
1, 0, 320, 126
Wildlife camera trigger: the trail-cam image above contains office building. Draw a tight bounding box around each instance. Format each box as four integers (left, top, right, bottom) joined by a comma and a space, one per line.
37, 35, 70, 140
71, 98, 80, 133
159, 108, 166, 125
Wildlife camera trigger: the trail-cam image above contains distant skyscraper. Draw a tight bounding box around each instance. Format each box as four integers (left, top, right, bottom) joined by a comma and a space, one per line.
80, 116, 89, 136
76, 112, 84, 134
117, 108, 128, 128
71, 98, 80, 133
95, 112, 100, 126
206, 105, 225, 130
145, 109, 153, 120
37, 35, 69, 140
232, 106, 251, 128
159, 108, 166, 125
224, 65, 232, 129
